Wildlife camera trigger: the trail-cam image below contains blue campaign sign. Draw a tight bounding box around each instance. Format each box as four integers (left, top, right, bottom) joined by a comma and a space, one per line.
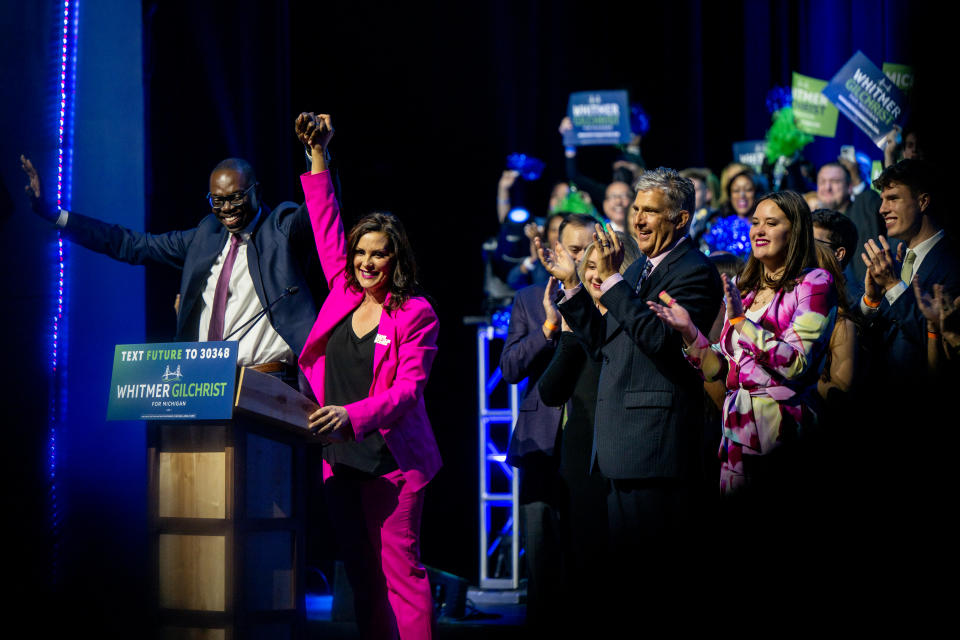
106, 341, 238, 421
732, 140, 767, 173
822, 51, 909, 148
563, 90, 632, 146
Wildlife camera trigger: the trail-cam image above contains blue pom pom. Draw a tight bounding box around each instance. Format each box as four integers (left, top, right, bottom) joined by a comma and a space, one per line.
705, 215, 752, 259
630, 103, 650, 137
765, 86, 793, 115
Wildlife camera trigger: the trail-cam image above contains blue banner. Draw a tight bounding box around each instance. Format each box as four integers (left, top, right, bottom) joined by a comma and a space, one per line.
563, 90, 632, 146
732, 140, 767, 174
106, 341, 238, 421
822, 51, 909, 148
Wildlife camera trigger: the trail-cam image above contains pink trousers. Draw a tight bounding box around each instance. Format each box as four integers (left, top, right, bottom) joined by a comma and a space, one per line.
325, 465, 433, 640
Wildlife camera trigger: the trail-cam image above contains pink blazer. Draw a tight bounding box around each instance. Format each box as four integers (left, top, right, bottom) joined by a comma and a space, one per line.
297, 170, 442, 492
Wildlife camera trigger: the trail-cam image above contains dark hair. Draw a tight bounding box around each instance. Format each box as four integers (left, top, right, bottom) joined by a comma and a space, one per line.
722, 170, 760, 218
872, 158, 941, 207
557, 214, 597, 243
211, 158, 256, 184
708, 251, 745, 281
344, 212, 420, 311
811, 208, 858, 269
738, 190, 817, 295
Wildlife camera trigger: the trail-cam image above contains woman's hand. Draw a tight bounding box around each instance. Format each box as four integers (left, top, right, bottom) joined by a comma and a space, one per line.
647, 290, 698, 345
535, 237, 579, 289
295, 112, 334, 173
308, 405, 353, 443
593, 223, 624, 281
722, 273, 745, 318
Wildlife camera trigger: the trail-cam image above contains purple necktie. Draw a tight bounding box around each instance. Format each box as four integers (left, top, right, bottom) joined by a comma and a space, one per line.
208, 234, 240, 341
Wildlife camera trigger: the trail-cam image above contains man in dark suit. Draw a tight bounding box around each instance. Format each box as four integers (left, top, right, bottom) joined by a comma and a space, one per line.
860, 159, 959, 384
20, 155, 324, 379
500, 215, 593, 630
538, 168, 722, 607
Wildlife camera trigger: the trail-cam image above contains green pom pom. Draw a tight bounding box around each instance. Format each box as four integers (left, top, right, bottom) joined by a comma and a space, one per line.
764, 107, 813, 163
552, 187, 602, 222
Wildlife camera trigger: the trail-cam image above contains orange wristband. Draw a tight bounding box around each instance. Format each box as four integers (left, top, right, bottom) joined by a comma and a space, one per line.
862, 294, 881, 308
543, 320, 559, 333
729, 315, 746, 326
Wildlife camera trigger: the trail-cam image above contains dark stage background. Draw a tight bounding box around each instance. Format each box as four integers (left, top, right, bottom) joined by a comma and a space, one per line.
2, 0, 950, 632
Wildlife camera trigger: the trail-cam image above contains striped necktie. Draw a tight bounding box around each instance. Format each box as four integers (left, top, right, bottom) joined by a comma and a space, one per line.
635, 259, 653, 294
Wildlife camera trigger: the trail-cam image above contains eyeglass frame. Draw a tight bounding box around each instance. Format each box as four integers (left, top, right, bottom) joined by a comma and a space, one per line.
206, 182, 258, 211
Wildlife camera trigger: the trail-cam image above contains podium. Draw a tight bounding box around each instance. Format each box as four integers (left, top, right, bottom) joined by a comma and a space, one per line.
146, 367, 318, 639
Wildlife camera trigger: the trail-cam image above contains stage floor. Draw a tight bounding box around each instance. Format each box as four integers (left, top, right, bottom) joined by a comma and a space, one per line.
306, 588, 527, 638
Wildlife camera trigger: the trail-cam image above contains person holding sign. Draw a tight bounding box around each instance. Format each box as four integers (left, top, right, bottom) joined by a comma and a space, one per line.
647, 191, 836, 495
296, 113, 440, 640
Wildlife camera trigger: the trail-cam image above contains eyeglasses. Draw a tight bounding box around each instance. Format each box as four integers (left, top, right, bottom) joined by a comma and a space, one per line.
814, 238, 839, 249
207, 183, 257, 210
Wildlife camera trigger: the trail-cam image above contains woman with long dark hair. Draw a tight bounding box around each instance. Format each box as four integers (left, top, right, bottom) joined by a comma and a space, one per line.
296, 113, 439, 639
649, 190, 837, 494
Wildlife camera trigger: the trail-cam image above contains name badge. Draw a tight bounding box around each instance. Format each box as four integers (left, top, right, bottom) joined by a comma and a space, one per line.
375, 334, 391, 346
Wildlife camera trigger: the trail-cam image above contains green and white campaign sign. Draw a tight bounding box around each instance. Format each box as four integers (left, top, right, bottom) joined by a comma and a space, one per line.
107, 341, 238, 421
882, 62, 914, 94
792, 72, 839, 137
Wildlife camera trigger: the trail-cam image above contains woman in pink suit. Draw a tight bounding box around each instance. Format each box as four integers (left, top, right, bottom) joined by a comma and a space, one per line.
295, 113, 440, 640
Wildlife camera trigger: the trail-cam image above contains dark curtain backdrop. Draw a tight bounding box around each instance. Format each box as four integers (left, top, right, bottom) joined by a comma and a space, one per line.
142, 0, 947, 583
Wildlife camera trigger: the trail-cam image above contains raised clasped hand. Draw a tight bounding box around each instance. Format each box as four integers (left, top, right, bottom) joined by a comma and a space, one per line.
592, 223, 623, 281
295, 112, 334, 151
535, 237, 579, 289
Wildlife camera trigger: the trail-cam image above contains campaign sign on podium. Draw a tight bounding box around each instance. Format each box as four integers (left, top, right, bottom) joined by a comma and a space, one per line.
107, 341, 238, 420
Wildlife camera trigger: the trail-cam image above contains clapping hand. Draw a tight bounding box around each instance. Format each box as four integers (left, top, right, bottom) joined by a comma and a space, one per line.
592, 223, 624, 281
541, 276, 561, 338
535, 237, 579, 289
647, 290, 698, 345
722, 273, 744, 319
308, 404, 353, 443
862, 236, 903, 294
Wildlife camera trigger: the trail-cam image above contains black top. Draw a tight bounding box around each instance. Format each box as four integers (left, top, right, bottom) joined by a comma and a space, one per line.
322, 311, 398, 476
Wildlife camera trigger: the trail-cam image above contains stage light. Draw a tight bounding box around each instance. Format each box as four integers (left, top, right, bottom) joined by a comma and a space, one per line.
507, 208, 530, 224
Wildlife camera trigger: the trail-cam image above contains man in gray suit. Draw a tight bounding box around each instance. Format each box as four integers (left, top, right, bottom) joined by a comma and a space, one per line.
538, 167, 722, 606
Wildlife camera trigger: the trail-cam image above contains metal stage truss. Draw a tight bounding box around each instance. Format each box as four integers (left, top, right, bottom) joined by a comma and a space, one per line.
474, 319, 523, 590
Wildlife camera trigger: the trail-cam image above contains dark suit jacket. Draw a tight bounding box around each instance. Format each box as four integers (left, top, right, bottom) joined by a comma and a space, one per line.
502, 284, 563, 466
872, 234, 960, 381
558, 239, 723, 481
60, 203, 325, 355
845, 189, 886, 286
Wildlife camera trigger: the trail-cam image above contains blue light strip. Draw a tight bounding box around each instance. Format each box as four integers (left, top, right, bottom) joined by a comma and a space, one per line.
50, 0, 79, 585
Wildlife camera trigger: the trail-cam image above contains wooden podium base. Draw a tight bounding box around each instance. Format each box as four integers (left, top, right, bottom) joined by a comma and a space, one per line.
148, 369, 316, 639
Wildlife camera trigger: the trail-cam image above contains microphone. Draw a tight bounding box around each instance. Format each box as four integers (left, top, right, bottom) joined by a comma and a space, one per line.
223, 285, 300, 343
